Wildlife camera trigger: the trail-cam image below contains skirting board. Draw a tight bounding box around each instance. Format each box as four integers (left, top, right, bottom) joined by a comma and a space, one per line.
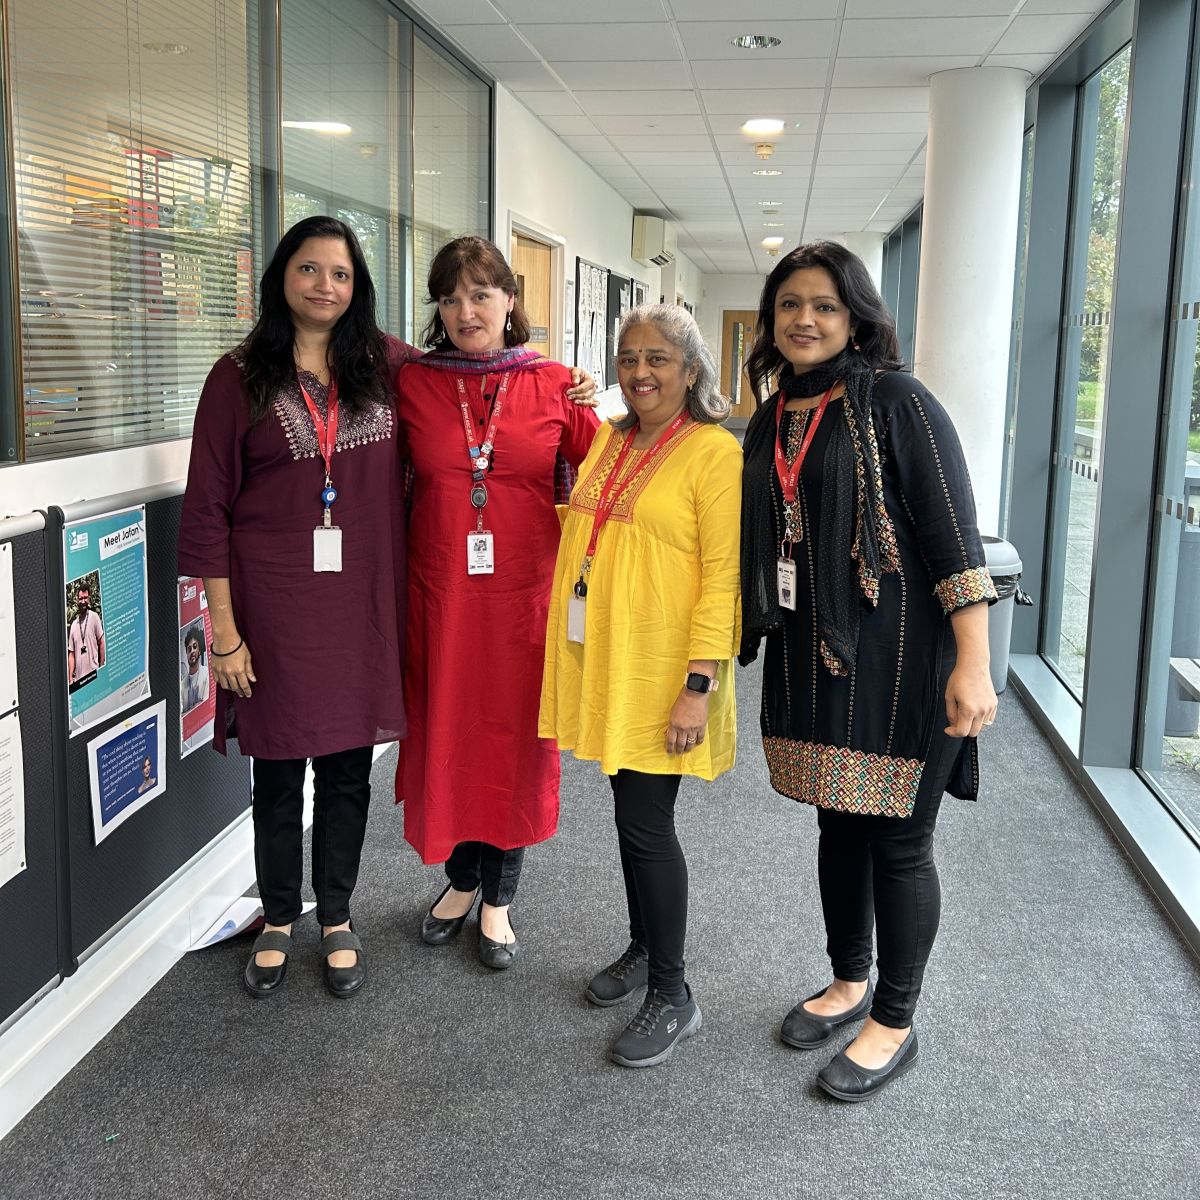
0, 742, 393, 1144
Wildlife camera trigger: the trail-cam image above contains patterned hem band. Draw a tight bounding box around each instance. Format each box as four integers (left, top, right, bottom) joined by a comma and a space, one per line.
763, 736, 921, 818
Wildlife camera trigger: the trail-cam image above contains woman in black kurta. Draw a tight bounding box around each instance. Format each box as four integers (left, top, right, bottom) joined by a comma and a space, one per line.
740, 242, 997, 1102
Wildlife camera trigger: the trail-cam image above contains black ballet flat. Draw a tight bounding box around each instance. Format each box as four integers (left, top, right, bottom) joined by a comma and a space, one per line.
816, 1027, 919, 1102
242, 930, 292, 999
420, 883, 479, 946
478, 917, 520, 971
780, 984, 874, 1050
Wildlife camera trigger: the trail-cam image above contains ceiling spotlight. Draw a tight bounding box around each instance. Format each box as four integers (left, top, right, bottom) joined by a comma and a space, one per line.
761, 236, 784, 248
742, 119, 785, 136
731, 35, 782, 50
757, 201, 783, 207
282, 121, 352, 134
752, 169, 783, 176
762, 222, 785, 228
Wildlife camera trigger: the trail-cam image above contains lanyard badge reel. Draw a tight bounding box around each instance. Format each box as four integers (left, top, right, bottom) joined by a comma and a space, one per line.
458, 374, 509, 576
299, 376, 343, 573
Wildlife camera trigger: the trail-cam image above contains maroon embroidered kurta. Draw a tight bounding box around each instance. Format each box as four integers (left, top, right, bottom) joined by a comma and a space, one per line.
396, 351, 599, 864
178, 335, 418, 759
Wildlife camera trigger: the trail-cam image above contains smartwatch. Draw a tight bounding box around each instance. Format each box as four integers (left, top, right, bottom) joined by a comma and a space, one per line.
684, 671, 719, 694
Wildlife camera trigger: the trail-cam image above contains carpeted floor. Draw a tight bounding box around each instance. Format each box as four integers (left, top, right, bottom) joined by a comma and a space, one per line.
2, 661, 1198, 1200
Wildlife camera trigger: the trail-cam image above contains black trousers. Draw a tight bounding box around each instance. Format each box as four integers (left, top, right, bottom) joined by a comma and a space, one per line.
251, 745, 374, 927
815, 735, 958, 1028
445, 840, 525, 907
610, 770, 686, 996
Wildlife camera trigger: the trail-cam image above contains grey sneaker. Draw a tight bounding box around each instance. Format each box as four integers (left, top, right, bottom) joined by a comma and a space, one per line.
585, 941, 649, 1007
608, 985, 702, 1068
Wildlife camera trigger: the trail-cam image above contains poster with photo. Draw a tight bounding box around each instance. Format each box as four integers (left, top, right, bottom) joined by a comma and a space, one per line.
64, 506, 151, 737
177, 577, 216, 758
575, 258, 608, 391
87, 700, 166, 845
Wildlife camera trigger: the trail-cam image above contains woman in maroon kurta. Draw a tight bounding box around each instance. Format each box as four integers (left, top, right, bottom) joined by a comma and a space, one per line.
398, 237, 599, 968
179, 216, 416, 1000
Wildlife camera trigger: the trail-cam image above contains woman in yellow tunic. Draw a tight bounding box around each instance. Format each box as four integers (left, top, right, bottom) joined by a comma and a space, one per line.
540, 304, 741, 1068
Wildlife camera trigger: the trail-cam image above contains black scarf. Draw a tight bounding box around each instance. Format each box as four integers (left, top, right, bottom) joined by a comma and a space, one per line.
739, 349, 896, 670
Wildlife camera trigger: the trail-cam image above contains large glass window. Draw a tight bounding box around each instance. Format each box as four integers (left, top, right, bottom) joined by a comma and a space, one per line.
280, 0, 412, 340
1041, 46, 1131, 695
11, 0, 263, 461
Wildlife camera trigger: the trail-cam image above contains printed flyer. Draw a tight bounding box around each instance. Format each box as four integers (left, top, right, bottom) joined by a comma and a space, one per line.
87, 700, 166, 845
64, 506, 151, 737
177, 577, 216, 758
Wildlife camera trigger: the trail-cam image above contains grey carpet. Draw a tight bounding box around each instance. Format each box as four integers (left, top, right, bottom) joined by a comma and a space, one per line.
2, 660, 1198, 1200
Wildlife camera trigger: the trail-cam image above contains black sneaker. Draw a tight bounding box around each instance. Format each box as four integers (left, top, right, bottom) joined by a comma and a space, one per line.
585, 941, 649, 1007
608, 985, 702, 1068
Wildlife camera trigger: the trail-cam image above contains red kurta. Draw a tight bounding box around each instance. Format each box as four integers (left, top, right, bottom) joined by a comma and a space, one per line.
396, 352, 599, 864
178, 336, 417, 759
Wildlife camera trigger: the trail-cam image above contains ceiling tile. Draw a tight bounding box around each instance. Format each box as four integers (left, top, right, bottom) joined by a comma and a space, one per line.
711, 114, 820, 137
818, 149, 920, 165
442, 24, 537, 62
489, 62, 561, 89
575, 90, 700, 115
513, 89, 583, 116
693, 59, 829, 89
1021, 0, 1106, 12
541, 114, 601, 136
826, 86, 929, 112
561, 134, 616, 153
503, 0, 665, 21
592, 114, 710, 136
625, 151, 727, 165
700, 88, 825, 114
846, 0, 1012, 14
985, 53, 1054, 74
992, 12, 1095, 55
676, 20, 837, 61
407, 0, 504, 24
823, 111, 929, 134
833, 56, 976, 86
607, 134, 716, 152
523, 23, 679, 62
839, 16, 1007, 58
546, 61, 694, 89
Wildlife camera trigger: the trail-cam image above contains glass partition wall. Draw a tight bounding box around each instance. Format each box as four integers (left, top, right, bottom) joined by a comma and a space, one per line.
2, 0, 491, 464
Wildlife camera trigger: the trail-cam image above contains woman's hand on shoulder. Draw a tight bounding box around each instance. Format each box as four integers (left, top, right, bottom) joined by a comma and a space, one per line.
566, 367, 598, 407
944, 660, 996, 738
211, 637, 256, 699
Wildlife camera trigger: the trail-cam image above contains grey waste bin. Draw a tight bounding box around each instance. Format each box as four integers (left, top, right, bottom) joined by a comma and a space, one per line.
982, 536, 1026, 696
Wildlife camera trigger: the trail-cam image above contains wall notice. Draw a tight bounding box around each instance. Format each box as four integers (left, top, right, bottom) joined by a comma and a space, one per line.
177, 577, 215, 758
87, 700, 166, 845
0, 710, 25, 890
64, 506, 151, 737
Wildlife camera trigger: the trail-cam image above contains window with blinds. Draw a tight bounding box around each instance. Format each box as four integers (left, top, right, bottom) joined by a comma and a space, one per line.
10, 0, 262, 461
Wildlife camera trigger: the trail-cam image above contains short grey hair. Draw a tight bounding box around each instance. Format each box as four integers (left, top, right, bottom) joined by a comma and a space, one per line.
610, 304, 732, 431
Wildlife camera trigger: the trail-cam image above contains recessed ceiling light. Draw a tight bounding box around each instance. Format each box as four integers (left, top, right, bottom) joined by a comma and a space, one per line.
141, 42, 189, 54
762, 222, 785, 228
281, 121, 352, 134
731, 35, 782, 50
761, 236, 785, 248
757, 201, 783, 207
752, 169, 783, 176
741, 119, 785, 136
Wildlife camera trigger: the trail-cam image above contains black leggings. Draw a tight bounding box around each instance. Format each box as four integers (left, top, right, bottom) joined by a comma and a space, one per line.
815, 736, 958, 1028
445, 840, 525, 907
251, 745, 374, 927
611, 770, 686, 997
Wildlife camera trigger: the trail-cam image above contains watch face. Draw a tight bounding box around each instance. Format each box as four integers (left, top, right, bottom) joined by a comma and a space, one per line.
686, 672, 711, 693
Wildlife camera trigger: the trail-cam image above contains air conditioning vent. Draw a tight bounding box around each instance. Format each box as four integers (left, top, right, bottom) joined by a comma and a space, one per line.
632, 214, 676, 266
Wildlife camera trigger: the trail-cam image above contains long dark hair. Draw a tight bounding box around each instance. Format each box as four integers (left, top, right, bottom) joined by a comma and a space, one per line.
238, 216, 388, 423
420, 236, 532, 351
745, 241, 903, 402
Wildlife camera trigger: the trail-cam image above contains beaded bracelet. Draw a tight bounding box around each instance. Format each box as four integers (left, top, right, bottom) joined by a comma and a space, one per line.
210, 638, 244, 658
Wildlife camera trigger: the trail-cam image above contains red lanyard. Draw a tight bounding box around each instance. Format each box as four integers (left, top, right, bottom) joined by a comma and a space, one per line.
455, 373, 510, 477
298, 376, 340, 484
576, 414, 688, 592
773, 383, 836, 503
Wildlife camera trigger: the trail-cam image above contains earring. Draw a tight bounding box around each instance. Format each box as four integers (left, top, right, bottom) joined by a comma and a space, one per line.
852, 337, 862, 352
506, 315, 512, 332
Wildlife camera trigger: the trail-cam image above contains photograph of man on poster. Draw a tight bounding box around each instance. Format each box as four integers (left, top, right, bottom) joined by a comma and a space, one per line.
66, 574, 105, 693
179, 622, 209, 714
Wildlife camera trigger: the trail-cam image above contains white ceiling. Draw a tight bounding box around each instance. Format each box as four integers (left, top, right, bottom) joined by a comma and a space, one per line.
414, 0, 1113, 274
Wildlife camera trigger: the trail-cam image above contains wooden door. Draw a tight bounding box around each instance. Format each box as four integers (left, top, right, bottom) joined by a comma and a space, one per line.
511, 233, 553, 359
720, 309, 759, 419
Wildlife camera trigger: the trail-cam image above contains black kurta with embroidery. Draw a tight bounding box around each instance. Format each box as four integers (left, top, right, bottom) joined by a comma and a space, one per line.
745, 370, 996, 818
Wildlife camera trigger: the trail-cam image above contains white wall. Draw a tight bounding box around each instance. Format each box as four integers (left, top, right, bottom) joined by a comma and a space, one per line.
696, 273, 765, 402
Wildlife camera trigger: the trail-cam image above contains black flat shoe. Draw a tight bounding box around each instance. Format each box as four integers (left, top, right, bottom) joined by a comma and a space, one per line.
816, 1027, 919, 1102
421, 884, 479, 946
780, 983, 874, 1050
321, 927, 366, 998
478, 917, 519, 970
243, 930, 292, 999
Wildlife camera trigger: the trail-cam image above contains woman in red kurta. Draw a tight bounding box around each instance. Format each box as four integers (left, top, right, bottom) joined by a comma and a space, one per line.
397, 237, 599, 968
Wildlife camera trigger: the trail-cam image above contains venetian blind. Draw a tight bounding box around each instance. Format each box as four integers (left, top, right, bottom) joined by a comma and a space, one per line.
11, 0, 260, 461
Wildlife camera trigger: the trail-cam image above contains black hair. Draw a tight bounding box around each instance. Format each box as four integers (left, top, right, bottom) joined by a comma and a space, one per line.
184, 623, 205, 657
745, 240, 903, 401
238, 216, 389, 423
420, 236, 531, 350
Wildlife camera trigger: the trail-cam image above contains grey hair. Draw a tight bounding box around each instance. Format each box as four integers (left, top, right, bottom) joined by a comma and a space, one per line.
609, 303, 732, 431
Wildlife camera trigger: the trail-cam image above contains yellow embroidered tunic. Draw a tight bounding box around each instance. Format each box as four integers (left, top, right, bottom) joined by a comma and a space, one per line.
539, 420, 742, 780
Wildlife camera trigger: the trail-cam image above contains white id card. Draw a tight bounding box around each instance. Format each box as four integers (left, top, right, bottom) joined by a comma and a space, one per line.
467, 531, 495, 575
567, 595, 587, 644
777, 556, 797, 611
313, 525, 343, 572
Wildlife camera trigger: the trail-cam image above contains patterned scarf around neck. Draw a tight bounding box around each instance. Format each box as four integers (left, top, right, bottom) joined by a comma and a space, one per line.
739, 348, 898, 672
419, 345, 551, 374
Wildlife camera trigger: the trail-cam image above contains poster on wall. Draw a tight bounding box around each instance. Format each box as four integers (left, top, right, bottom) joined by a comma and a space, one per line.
63, 506, 151, 737
0, 710, 25, 891
563, 279, 575, 368
575, 258, 608, 391
606, 273, 633, 392
633, 281, 648, 309
87, 700, 166, 845
0, 543, 17, 713
177, 577, 216, 758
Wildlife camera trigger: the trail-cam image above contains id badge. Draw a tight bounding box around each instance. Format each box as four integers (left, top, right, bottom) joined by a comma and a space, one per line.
776, 556, 797, 611
313, 525, 343, 572
567, 595, 586, 644
467, 530, 495, 575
